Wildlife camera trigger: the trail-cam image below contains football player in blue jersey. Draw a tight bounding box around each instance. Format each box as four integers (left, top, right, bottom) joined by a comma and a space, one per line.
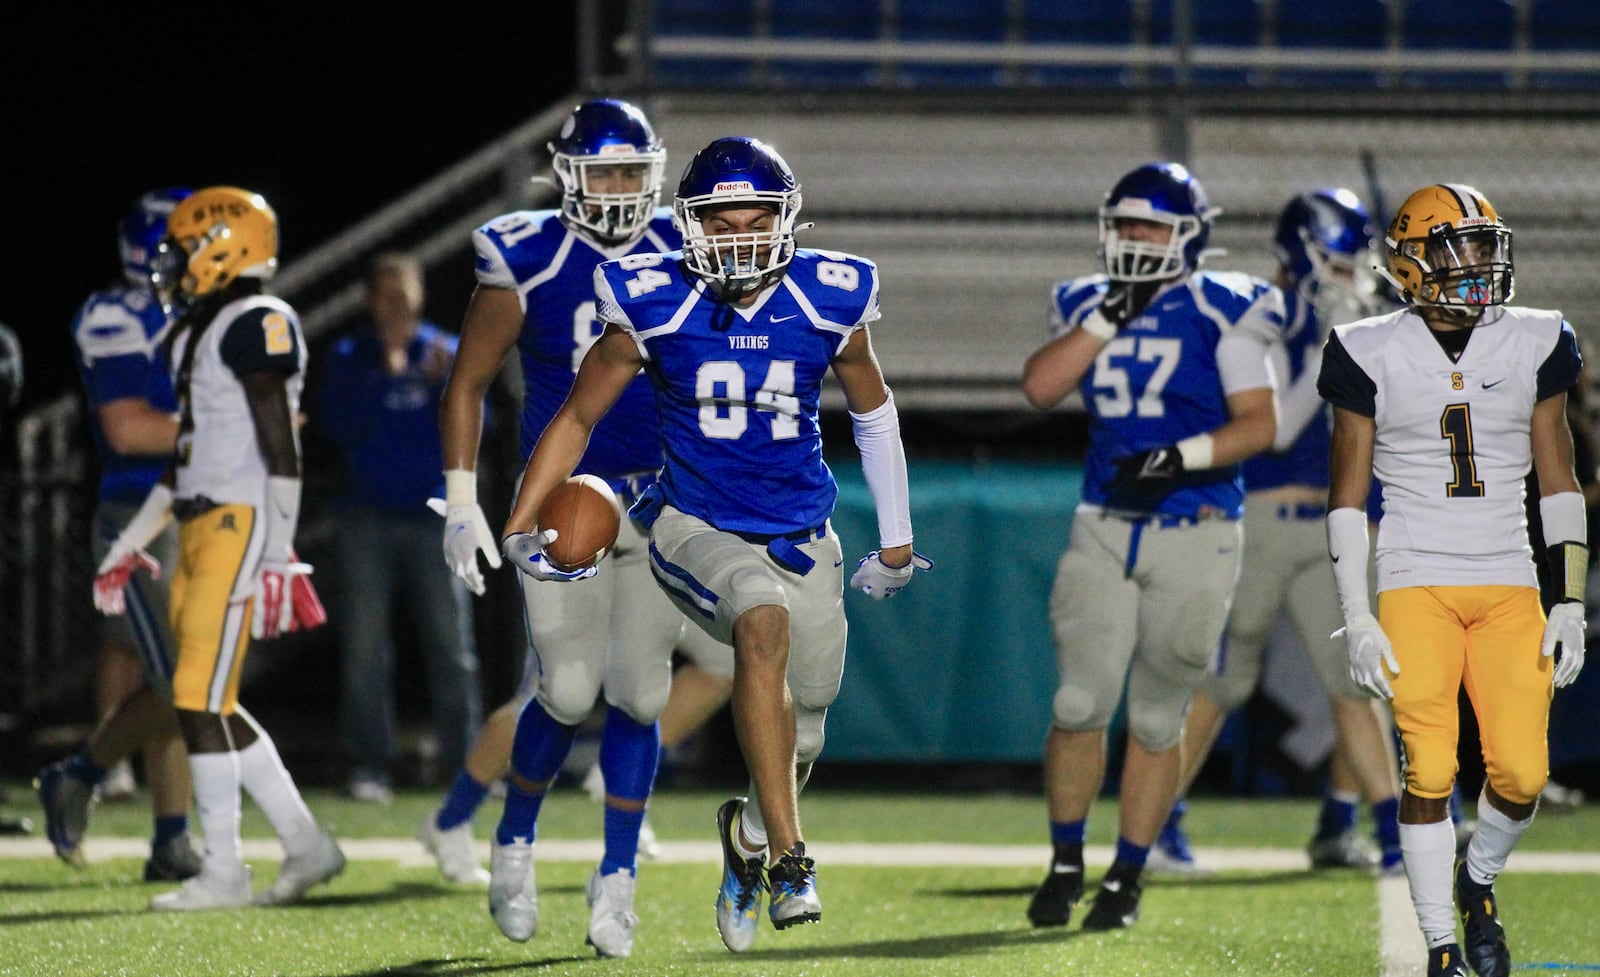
1021, 161, 1283, 930
35, 188, 202, 882
498, 134, 929, 954
428, 98, 731, 958
1149, 188, 1405, 877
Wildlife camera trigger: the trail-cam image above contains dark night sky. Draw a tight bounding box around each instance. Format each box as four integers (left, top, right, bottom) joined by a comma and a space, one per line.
2, 14, 580, 412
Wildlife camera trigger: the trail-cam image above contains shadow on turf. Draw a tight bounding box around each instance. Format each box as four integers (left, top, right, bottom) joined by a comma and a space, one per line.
692, 923, 1086, 962
301, 958, 574, 976
926, 869, 1323, 900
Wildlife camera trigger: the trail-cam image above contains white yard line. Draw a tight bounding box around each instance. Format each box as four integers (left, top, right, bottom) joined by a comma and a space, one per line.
1378, 871, 1426, 977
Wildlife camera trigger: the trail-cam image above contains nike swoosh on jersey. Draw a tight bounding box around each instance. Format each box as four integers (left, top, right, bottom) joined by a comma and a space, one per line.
1482, 378, 1505, 388
770, 314, 797, 323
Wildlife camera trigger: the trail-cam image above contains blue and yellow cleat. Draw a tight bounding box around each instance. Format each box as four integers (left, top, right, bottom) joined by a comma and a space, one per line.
714, 798, 767, 952
1428, 942, 1469, 977
1456, 862, 1510, 977
767, 842, 821, 930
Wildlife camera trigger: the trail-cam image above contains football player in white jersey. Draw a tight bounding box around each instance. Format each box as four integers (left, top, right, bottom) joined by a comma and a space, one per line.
1021, 161, 1282, 931
430, 98, 730, 958
94, 187, 344, 911
1319, 184, 1586, 977
498, 135, 929, 954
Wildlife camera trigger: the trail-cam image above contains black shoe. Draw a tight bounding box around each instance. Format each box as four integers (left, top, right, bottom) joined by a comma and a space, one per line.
1027, 861, 1084, 928
1428, 942, 1470, 977
1081, 873, 1142, 930
1455, 862, 1510, 977
144, 834, 203, 882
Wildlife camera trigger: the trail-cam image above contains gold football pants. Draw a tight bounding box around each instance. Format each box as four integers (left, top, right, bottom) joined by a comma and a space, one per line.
170, 504, 259, 715
1379, 585, 1552, 805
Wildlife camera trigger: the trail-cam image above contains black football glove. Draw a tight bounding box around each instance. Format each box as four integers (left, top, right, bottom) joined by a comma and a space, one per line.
1109, 446, 1184, 505
1100, 279, 1162, 327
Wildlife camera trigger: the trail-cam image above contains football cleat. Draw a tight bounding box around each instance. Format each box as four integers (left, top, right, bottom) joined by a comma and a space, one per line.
586, 866, 640, 958
767, 843, 821, 930
1307, 829, 1379, 869
1428, 942, 1470, 977
144, 834, 203, 882
1456, 862, 1511, 977
1081, 873, 1143, 931
149, 864, 253, 911
256, 829, 345, 905
1148, 811, 1208, 875
714, 797, 767, 952
1027, 860, 1085, 928
35, 760, 97, 867
418, 815, 490, 885
488, 839, 539, 942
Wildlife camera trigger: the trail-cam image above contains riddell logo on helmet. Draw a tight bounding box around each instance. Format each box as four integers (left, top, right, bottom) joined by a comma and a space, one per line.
599, 144, 638, 156
714, 181, 755, 193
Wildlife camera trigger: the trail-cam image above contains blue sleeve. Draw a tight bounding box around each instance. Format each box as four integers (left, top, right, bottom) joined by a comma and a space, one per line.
1317, 330, 1377, 417
219, 306, 302, 377
85, 353, 158, 406
1536, 321, 1583, 402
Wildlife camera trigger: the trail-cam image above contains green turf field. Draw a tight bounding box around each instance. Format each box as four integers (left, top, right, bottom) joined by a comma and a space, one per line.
2, 785, 1596, 976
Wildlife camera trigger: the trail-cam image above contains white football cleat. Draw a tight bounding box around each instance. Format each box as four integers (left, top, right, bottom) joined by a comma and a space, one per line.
150, 865, 253, 911
488, 839, 538, 941
586, 866, 639, 958
256, 829, 346, 905
418, 814, 490, 885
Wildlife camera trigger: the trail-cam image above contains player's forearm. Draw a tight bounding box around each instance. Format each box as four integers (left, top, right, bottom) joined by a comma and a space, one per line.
1021, 333, 1097, 409
503, 413, 591, 538
98, 400, 179, 457
439, 381, 489, 471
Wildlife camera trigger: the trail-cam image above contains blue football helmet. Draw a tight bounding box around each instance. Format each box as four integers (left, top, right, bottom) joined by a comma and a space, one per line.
119, 187, 192, 291
673, 136, 803, 297
549, 98, 666, 243
1274, 187, 1380, 322
1099, 162, 1214, 282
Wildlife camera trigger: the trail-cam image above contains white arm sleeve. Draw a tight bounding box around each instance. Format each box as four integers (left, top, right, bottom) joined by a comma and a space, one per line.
1271, 341, 1326, 453
262, 475, 302, 562
851, 390, 913, 548
113, 482, 174, 553
1327, 506, 1372, 620
1541, 490, 1588, 546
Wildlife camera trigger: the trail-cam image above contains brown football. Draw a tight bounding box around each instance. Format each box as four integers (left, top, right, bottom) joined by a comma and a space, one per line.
537, 474, 621, 571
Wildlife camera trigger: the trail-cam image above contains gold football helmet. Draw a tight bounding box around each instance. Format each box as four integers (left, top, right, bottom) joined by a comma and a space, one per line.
165, 186, 278, 298
1383, 183, 1512, 309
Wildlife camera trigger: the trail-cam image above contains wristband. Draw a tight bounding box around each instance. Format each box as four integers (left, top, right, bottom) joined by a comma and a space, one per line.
1176, 433, 1215, 470
445, 469, 477, 506
1077, 310, 1117, 342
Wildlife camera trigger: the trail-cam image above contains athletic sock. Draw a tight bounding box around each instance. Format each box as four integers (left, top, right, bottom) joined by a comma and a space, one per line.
436, 769, 490, 832
189, 751, 244, 873
237, 733, 319, 855
1399, 818, 1457, 948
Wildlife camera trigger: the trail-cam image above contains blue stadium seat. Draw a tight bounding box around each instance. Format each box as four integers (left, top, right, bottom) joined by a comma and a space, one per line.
1528, 0, 1600, 89
653, 0, 758, 88
1401, 0, 1515, 90
894, 0, 1009, 88
768, 0, 884, 89
1273, 0, 1391, 88
1148, 0, 1264, 87
1017, 0, 1136, 89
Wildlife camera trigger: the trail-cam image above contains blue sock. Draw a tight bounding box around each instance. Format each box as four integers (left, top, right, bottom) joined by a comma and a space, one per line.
1372, 796, 1402, 865
436, 770, 490, 831
494, 700, 578, 846
1317, 793, 1360, 840
1448, 784, 1465, 825
596, 707, 659, 876
1114, 836, 1151, 870
495, 782, 546, 846
1050, 820, 1087, 847
598, 706, 660, 801
600, 806, 647, 876
152, 814, 187, 848
66, 752, 107, 787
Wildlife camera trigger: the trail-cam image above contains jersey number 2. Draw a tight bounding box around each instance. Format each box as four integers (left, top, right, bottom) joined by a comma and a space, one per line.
1440, 403, 1485, 498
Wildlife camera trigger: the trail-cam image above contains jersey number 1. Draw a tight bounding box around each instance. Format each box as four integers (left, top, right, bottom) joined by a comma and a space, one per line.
1440, 403, 1485, 498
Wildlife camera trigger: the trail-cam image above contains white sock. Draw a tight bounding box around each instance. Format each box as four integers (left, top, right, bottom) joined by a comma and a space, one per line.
1399, 818, 1458, 948
237, 734, 318, 855
736, 790, 769, 861
1465, 791, 1533, 885
190, 751, 244, 874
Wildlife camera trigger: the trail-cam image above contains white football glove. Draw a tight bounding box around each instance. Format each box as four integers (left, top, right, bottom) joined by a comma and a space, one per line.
1336, 612, 1399, 700
93, 544, 161, 616
251, 559, 316, 640
849, 550, 934, 600
427, 497, 502, 596
1542, 601, 1587, 688
502, 530, 597, 583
